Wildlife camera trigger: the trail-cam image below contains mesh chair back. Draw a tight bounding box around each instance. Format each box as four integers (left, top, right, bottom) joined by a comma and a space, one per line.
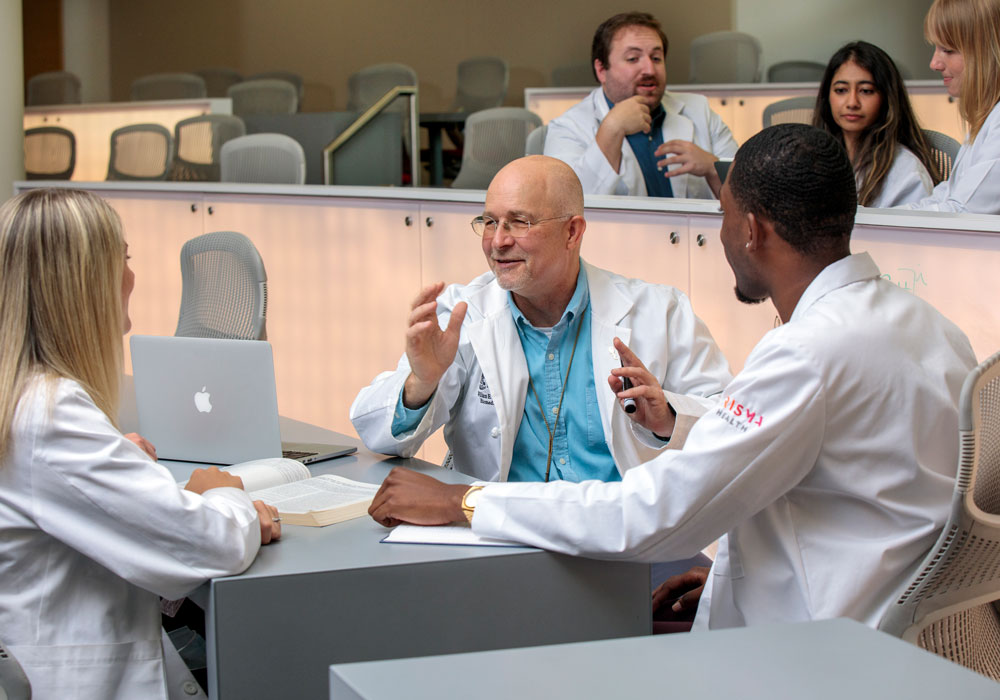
220, 133, 306, 185
347, 63, 417, 111
193, 67, 243, 97
551, 62, 598, 87
452, 57, 509, 113
107, 123, 173, 180
176, 231, 267, 340
247, 71, 304, 108
451, 108, 542, 190
762, 96, 816, 128
24, 126, 76, 180
878, 350, 1000, 680
525, 125, 547, 156
129, 73, 207, 101
923, 129, 962, 181
766, 61, 827, 83
689, 31, 762, 83
228, 79, 298, 117
27, 70, 81, 105
0, 636, 32, 700
170, 114, 246, 181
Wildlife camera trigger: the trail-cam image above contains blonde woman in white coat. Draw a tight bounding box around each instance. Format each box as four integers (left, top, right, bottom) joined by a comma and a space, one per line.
0, 189, 281, 700
905, 0, 1000, 213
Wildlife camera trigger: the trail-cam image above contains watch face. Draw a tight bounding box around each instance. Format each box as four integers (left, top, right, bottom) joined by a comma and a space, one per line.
465, 487, 482, 509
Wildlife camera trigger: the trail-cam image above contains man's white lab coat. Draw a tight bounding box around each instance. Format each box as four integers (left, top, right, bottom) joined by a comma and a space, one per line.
0, 378, 261, 700
544, 87, 738, 198
470, 253, 977, 629
350, 261, 732, 481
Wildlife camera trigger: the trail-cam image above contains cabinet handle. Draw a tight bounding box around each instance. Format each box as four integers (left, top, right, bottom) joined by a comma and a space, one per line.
404, 216, 413, 226
190, 203, 198, 213
207, 206, 214, 215
669, 231, 679, 245
425, 217, 434, 227
696, 234, 706, 247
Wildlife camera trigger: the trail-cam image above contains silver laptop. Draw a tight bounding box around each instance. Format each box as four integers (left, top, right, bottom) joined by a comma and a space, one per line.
130, 335, 356, 465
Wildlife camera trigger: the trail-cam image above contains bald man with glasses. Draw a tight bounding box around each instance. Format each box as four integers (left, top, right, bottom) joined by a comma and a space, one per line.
350, 155, 731, 485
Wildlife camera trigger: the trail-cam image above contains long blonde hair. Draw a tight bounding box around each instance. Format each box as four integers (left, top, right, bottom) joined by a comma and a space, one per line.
925, 0, 1000, 140
0, 189, 126, 458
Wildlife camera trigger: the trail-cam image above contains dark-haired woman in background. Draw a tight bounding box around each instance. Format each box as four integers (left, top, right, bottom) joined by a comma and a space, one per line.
905, 0, 1000, 213
813, 40, 941, 208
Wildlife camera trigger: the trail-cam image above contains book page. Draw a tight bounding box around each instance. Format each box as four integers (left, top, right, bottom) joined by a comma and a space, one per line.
249, 474, 379, 515
224, 458, 311, 492
382, 523, 526, 548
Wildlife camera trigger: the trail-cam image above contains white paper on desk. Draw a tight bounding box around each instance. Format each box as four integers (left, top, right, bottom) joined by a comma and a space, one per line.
382, 523, 525, 548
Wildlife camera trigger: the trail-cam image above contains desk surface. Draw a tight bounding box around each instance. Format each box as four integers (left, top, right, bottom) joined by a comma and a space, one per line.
330, 618, 1000, 699
191, 422, 649, 700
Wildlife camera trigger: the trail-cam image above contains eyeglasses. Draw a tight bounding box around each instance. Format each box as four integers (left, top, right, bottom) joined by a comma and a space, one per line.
470, 214, 573, 238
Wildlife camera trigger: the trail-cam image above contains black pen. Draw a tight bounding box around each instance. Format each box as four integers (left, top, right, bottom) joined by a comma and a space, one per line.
620, 360, 637, 413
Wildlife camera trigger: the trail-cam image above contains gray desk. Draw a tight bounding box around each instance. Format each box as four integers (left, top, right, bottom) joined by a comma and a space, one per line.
330, 618, 1000, 699
161, 420, 649, 700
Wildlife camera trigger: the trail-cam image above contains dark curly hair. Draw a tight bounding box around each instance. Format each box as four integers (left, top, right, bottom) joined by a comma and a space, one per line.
728, 124, 856, 255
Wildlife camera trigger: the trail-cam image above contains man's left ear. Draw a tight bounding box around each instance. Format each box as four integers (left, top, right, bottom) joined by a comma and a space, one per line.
566, 215, 586, 248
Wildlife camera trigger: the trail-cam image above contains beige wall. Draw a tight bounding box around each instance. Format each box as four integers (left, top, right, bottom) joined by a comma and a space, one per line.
2, 0, 24, 197
107, 1, 731, 111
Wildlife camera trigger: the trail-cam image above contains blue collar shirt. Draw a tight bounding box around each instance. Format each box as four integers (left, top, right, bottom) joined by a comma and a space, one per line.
604, 92, 673, 198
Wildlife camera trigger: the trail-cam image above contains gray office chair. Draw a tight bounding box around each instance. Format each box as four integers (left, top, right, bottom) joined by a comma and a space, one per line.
176, 231, 268, 340
0, 637, 31, 700
170, 114, 246, 181
551, 62, 598, 87
228, 79, 298, 117
451, 107, 542, 190
193, 67, 243, 97
129, 73, 207, 101
766, 60, 827, 83
347, 63, 417, 111
451, 57, 509, 113
879, 350, 1000, 681
26, 70, 81, 105
525, 124, 547, 156
220, 133, 306, 185
923, 129, 962, 181
689, 31, 762, 84
24, 126, 75, 180
762, 96, 816, 128
106, 123, 173, 180
247, 71, 304, 109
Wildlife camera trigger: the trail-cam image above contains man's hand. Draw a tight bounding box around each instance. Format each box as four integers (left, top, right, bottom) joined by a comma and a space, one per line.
596, 96, 653, 172
403, 282, 468, 409
253, 500, 282, 544
656, 140, 723, 197
608, 337, 676, 438
125, 432, 157, 460
184, 466, 244, 494
651, 565, 710, 621
369, 467, 470, 528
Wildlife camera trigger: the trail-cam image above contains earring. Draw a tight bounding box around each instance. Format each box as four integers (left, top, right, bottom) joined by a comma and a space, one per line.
745, 242, 750, 248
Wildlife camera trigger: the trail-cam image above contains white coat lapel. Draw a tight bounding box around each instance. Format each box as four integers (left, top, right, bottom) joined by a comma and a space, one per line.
661, 93, 695, 199
591, 88, 646, 197
465, 282, 527, 481
585, 263, 633, 472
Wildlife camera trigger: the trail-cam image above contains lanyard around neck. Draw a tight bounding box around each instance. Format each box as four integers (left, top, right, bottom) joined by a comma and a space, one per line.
525, 313, 585, 482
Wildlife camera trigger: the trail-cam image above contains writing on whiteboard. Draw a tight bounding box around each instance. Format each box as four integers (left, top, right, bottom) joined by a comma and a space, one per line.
881, 267, 928, 295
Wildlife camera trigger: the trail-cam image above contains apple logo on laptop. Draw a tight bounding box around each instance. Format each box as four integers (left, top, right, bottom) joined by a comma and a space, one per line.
194, 386, 213, 413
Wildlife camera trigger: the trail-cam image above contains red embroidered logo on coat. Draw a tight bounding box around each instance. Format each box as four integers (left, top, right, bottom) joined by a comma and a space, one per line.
714, 396, 764, 433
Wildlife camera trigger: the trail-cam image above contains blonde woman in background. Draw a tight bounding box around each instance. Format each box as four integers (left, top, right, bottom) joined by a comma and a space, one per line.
905, 0, 1000, 212
0, 188, 280, 700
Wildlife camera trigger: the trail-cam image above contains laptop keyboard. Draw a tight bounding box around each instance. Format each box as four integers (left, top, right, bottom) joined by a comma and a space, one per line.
282, 450, 319, 461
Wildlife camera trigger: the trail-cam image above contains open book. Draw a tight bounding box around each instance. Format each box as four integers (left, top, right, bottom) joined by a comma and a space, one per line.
219, 458, 379, 527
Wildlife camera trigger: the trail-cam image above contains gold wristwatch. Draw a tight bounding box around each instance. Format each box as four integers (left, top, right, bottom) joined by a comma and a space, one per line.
461, 485, 484, 522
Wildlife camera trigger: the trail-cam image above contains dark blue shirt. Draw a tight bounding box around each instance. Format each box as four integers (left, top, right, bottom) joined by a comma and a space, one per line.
605, 92, 673, 198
